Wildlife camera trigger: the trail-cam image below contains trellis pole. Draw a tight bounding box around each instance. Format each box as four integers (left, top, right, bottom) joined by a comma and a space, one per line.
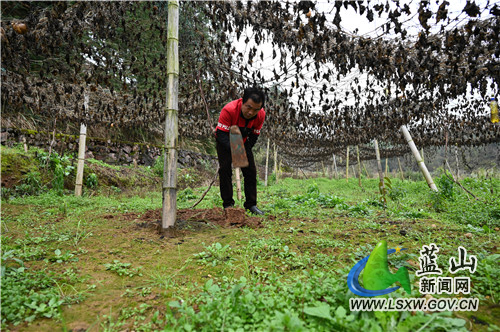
22, 136, 28, 152
400, 125, 437, 191
264, 138, 270, 186
279, 160, 282, 181
235, 167, 242, 201
75, 93, 88, 197
162, 0, 179, 230
274, 143, 278, 184
398, 157, 404, 180
374, 139, 384, 192
345, 146, 349, 182
362, 161, 369, 178
333, 154, 338, 179
356, 145, 362, 187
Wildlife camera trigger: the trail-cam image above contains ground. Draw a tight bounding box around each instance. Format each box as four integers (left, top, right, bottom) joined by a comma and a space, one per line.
1, 146, 499, 331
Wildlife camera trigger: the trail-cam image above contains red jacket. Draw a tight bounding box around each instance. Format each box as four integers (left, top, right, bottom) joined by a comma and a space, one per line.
216, 98, 265, 143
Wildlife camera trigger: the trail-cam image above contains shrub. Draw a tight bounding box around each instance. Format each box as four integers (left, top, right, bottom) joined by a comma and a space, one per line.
85, 173, 98, 189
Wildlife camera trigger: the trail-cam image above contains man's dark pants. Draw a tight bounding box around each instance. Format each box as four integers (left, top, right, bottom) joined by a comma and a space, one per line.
216, 141, 257, 209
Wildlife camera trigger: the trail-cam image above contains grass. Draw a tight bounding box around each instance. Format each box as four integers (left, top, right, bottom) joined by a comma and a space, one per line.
1, 151, 499, 331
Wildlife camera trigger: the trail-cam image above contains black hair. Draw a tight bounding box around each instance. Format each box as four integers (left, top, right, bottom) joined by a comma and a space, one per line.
242, 87, 266, 108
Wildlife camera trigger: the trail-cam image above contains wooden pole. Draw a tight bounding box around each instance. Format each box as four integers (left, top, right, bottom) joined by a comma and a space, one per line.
374, 139, 384, 192
400, 125, 437, 191
278, 159, 282, 182
22, 136, 28, 152
75, 123, 87, 197
274, 143, 278, 184
333, 154, 338, 179
264, 138, 270, 186
235, 167, 242, 201
356, 145, 362, 187
351, 165, 357, 179
398, 157, 404, 180
362, 161, 369, 178
46, 118, 57, 167
162, 0, 179, 230
385, 158, 389, 177
321, 161, 326, 177
345, 146, 349, 182
75, 93, 89, 197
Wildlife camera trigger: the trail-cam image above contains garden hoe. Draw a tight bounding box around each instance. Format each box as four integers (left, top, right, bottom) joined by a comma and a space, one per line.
229, 125, 249, 168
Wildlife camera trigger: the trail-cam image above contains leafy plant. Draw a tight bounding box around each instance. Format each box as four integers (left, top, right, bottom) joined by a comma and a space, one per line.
178, 187, 197, 202
378, 177, 392, 208
471, 254, 500, 302
1, 265, 68, 325
104, 260, 142, 277
436, 171, 455, 200
85, 172, 98, 189
24, 170, 43, 195
193, 242, 234, 266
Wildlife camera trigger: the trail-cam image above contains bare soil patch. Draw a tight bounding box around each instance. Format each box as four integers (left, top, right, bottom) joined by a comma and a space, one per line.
104, 207, 264, 238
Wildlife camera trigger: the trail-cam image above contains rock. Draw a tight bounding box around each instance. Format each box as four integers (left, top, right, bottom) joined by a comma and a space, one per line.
142, 152, 155, 166
431, 224, 436, 228
122, 145, 132, 154
0, 131, 7, 144
495, 228, 499, 231
464, 233, 473, 238
85, 151, 94, 159
107, 153, 117, 162
399, 230, 407, 236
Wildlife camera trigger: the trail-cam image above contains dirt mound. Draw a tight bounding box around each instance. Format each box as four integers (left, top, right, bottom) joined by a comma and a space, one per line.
113, 207, 263, 234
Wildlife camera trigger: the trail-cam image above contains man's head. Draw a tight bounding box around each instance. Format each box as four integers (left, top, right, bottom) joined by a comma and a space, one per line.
242, 87, 266, 119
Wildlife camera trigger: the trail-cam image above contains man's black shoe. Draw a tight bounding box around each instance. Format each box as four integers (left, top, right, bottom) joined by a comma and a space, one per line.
247, 206, 264, 215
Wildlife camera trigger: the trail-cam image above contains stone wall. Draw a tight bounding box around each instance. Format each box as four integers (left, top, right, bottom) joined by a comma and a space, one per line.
1, 127, 217, 169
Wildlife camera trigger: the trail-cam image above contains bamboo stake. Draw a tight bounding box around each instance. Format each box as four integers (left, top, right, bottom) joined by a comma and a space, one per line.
356, 145, 362, 187
321, 161, 326, 177
278, 159, 282, 182
75, 93, 89, 197
75, 123, 87, 197
351, 165, 357, 179
264, 138, 270, 186
374, 139, 384, 192
235, 167, 242, 201
345, 146, 349, 182
274, 143, 278, 184
385, 158, 389, 177
400, 125, 437, 191
362, 161, 369, 178
162, 0, 179, 230
398, 157, 404, 180
333, 154, 338, 179
46, 118, 57, 168
22, 136, 28, 152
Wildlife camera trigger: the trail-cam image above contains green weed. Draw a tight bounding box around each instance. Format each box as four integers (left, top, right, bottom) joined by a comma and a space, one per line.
104, 260, 143, 277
